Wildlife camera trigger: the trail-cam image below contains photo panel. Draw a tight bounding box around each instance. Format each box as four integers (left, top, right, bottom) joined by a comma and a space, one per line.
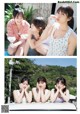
4, 3, 77, 56
4, 58, 77, 111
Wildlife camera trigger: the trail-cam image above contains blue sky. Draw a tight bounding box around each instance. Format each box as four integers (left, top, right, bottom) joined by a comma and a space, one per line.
29, 58, 77, 68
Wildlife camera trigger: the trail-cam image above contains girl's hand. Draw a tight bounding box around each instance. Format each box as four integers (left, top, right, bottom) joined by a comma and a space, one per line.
19, 83, 24, 91
48, 15, 57, 25
60, 86, 66, 91
41, 83, 46, 90
36, 83, 41, 90
25, 85, 30, 91
55, 85, 60, 92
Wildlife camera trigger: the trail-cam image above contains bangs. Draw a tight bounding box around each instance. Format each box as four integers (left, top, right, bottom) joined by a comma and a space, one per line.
17, 12, 24, 18
57, 6, 68, 15
56, 77, 66, 86
57, 6, 73, 17
37, 77, 47, 83
32, 18, 46, 28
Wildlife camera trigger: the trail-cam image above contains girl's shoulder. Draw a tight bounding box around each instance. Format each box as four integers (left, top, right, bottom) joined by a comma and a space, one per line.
32, 87, 36, 91
13, 90, 20, 94
45, 89, 51, 93
7, 19, 15, 26
51, 88, 55, 92
69, 27, 77, 38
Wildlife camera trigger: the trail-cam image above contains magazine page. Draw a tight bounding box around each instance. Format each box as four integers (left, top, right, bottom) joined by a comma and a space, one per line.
0, 0, 80, 114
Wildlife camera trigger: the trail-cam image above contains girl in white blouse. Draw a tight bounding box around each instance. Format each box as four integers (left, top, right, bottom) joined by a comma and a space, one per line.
50, 77, 69, 103
32, 76, 50, 103
13, 77, 32, 103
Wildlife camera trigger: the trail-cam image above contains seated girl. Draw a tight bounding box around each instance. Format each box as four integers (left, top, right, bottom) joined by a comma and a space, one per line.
7, 5, 30, 56
13, 77, 32, 103
24, 17, 50, 56
50, 77, 69, 103
32, 76, 50, 103
35, 5, 77, 56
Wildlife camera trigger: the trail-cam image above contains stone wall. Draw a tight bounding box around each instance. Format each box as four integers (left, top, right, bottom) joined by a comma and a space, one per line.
23, 3, 52, 22
23, 3, 77, 30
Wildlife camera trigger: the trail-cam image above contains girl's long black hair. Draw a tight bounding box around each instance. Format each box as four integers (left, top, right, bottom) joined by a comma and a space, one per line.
57, 5, 74, 29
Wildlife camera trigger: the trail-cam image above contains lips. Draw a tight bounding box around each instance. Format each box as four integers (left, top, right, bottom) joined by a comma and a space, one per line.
56, 18, 59, 21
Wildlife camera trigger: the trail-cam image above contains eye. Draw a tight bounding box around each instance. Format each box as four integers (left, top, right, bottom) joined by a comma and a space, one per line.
57, 12, 60, 14
61, 13, 65, 15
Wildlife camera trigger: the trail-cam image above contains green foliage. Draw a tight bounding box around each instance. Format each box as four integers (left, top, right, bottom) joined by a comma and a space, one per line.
5, 4, 36, 30
5, 58, 77, 103
5, 4, 37, 49
5, 5, 13, 24
69, 87, 77, 95
23, 6, 37, 24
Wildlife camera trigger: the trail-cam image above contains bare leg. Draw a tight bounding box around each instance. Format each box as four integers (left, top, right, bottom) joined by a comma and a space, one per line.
8, 44, 17, 55
24, 40, 30, 56
36, 44, 48, 55
15, 42, 25, 56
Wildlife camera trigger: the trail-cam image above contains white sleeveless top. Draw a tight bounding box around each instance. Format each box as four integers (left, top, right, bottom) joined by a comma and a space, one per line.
47, 27, 75, 56
16, 90, 27, 103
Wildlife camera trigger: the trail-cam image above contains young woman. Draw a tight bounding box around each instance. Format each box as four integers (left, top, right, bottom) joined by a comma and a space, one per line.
7, 5, 30, 56
24, 17, 50, 56
50, 77, 69, 103
13, 77, 32, 103
32, 76, 50, 103
36, 5, 77, 56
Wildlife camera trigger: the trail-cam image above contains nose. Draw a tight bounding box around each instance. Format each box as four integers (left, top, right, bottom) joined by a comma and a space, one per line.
56, 14, 60, 19
39, 83, 42, 87
56, 13, 62, 19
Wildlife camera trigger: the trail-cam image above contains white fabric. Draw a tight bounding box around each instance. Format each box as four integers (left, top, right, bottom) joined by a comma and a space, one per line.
47, 27, 75, 56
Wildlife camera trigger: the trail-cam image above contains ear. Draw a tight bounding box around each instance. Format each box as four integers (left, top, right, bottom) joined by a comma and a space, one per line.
67, 17, 72, 22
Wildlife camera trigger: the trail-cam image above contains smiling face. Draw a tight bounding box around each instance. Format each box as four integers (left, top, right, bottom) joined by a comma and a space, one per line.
14, 14, 23, 25
30, 24, 40, 39
31, 24, 39, 33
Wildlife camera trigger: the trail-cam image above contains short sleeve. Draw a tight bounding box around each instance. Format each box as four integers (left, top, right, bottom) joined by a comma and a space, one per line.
7, 20, 14, 37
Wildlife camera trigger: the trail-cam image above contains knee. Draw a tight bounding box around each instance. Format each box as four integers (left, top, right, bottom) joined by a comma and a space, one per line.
8, 46, 16, 56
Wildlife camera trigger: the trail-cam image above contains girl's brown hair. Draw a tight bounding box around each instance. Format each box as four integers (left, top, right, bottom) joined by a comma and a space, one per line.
32, 17, 46, 36
57, 5, 74, 29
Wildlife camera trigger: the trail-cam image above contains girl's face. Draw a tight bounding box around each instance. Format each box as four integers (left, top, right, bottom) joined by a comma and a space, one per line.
14, 14, 23, 25
37, 81, 46, 89
22, 81, 28, 89
31, 24, 40, 39
31, 24, 39, 33
56, 81, 65, 89
55, 11, 70, 24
